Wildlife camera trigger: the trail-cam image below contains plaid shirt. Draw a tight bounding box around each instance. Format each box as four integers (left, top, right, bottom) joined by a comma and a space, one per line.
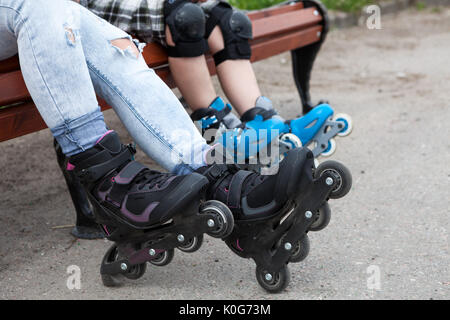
79, 0, 222, 45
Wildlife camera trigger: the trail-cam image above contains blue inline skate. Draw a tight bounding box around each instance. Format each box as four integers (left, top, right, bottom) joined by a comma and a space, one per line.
190, 96, 352, 167
282, 101, 353, 158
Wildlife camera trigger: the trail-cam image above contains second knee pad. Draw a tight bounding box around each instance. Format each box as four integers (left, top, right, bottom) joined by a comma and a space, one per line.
164, 0, 208, 57
206, 2, 253, 66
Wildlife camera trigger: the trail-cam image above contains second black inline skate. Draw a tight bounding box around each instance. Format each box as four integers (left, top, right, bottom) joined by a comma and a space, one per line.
201, 146, 352, 293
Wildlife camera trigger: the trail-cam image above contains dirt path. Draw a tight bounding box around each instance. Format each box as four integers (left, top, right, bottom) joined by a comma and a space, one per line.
0, 7, 449, 299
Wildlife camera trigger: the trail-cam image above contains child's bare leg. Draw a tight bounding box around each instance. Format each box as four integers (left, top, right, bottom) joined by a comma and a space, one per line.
165, 25, 217, 111
208, 26, 261, 115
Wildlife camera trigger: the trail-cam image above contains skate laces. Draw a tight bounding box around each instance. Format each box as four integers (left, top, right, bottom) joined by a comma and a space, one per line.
133, 169, 174, 190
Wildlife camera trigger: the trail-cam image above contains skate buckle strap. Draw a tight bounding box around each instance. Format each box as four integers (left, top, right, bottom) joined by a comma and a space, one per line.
77, 147, 134, 183
227, 170, 253, 209
240, 107, 277, 123
215, 105, 232, 122
113, 161, 147, 185
203, 164, 229, 183
190, 105, 232, 123
107, 161, 148, 206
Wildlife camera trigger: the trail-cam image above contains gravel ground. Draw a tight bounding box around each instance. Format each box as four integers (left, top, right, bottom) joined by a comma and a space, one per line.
0, 8, 449, 300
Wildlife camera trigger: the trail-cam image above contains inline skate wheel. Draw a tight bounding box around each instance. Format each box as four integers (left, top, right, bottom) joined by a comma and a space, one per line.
177, 234, 204, 253
280, 133, 302, 149
201, 200, 234, 239
309, 203, 331, 232
334, 113, 353, 137
149, 249, 174, 267
100, 244, 124, 287
320, 138, 336, 157
255, 265, 290, 293
123, 263, 147, 280
101, 273, 123, 287
315, 160, 352, 199
289, 234, 310, 263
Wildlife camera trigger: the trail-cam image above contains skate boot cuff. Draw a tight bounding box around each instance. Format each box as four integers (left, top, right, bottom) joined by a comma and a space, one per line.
196, 163, 253, 210
76, 147, 134, 183
69, 131, 136, 183
190, 106, 231, 124
195, 163, 235, 184
242, 96, 285, 123
191, 97, 243, 130
191, 97, 231, 127
240, 107, 277, 123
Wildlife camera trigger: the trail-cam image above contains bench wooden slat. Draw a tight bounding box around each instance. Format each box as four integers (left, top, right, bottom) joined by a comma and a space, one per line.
247, 2, 304, 20
0, 55, 20, 74
142, 43, 170, 69
251, 25, 322, 62
252, 7, 321, 40
0, 24, 322, 108
0, 3, 322, 72
0, 102, 46, 141
0, 71, 29, 106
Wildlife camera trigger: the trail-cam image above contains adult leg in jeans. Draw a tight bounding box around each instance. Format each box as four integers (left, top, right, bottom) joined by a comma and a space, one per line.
0, 0, 212, 231
0, 0, 111, 237
0, 0, 108, 156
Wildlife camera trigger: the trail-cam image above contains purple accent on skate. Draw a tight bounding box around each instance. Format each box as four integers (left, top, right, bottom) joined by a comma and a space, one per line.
129, 247, 166, 265
113, 161, 146, 185
120, 198, 160, 223
103, 225, 110, 236
236, 239, 244, 252
96, 130, 114, 144
96, 184, 113, 202
155, 176, 177, 190
66, 162, 75, 171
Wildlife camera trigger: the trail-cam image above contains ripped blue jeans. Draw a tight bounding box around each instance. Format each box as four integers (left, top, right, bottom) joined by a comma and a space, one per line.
0, 0, 210, 174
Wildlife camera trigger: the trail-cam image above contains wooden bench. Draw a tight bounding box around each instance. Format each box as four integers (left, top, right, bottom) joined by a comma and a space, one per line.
0, 0, 329, 237
0, 0, 328, 142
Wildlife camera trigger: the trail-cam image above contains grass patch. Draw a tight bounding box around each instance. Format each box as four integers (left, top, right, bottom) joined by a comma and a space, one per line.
415, 1, 426, 10
229, 0, 375, 12
229, 0, 287, 10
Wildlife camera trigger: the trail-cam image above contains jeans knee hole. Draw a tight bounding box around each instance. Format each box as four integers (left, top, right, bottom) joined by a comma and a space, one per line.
65, 27, 77, 45
111, 38, 141, 59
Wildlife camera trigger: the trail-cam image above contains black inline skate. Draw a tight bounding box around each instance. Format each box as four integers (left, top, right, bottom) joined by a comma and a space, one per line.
66, 131, 234, 286
201, 147, 352, 293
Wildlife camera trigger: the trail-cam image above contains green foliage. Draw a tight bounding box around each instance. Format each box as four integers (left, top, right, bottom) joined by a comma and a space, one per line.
322, 0, 374, 12
228, 0, 287, 10
415, 1, 426, 10
229, 0, 374, 12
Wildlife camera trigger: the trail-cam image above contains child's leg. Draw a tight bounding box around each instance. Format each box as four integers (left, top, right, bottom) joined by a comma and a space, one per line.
165, 25, 217, 111
207, 25, 261, 115
0, 0, 108, 157
204, 2, 287, 124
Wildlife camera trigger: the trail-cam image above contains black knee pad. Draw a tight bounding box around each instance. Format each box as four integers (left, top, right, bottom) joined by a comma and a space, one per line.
164, 0, 208, 57
206, 2, 253, 66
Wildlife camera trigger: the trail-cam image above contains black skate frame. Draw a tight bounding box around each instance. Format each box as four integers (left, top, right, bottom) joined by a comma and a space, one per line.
225, 169, 336, 275
87, 194, 223, 277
